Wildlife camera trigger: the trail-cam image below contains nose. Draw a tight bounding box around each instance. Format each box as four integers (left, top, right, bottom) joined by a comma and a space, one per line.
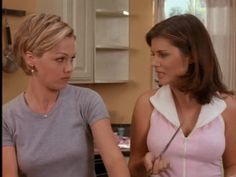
151, 55, 161, 67
64, 60, 74, 73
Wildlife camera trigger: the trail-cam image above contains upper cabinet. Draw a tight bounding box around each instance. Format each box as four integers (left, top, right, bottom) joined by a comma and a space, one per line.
37, 0, 129, 84
95, 0, 129, 83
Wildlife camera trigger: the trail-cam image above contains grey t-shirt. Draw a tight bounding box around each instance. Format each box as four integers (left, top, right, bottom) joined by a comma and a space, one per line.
2, 85, 109, 177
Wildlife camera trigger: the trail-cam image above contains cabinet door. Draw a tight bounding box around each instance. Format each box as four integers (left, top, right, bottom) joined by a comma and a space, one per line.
95, 0, 129, 83
37, 0, 94, 83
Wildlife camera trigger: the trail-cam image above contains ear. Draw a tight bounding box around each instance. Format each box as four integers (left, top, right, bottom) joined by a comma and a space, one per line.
24, 51, 36, 67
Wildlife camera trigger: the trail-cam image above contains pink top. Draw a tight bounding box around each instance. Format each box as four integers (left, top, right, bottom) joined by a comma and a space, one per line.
147, 85, 226, 177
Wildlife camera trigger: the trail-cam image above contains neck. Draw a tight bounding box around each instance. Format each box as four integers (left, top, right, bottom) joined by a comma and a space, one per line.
170, 87, 201, 126
24, 82, 60, 115
171, 87, 198, 108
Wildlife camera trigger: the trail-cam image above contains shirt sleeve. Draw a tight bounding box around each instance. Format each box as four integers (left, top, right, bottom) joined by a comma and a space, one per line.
84, 89, 110, 126
2, 110, 15, 147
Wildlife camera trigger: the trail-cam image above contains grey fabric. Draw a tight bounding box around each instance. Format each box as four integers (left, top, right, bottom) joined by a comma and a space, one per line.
2, 85, 109, 177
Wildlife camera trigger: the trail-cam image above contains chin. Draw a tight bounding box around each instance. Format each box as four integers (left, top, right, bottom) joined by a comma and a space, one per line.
59, 83, 68, 89
158, 80, 168, 86
51, 83, 68, 91
158, 77, 173, 85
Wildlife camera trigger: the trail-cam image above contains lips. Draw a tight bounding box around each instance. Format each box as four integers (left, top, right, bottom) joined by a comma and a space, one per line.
61, 77, 70, 81
157, 72, 165, 79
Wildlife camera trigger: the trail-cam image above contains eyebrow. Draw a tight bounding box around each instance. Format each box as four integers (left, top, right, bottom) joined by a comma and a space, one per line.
151, 49, 168, 53
56, 52, 76, 57
56, 52, 69, 56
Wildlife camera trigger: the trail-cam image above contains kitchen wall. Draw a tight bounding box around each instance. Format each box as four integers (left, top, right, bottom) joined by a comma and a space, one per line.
2, 0, 35, 104
2, 0, 154, 123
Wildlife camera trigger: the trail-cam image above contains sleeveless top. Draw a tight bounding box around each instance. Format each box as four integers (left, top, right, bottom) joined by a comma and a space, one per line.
147, 85, 226, 177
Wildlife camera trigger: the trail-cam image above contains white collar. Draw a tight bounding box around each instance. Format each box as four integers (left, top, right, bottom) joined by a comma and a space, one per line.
150, 85, 226, 128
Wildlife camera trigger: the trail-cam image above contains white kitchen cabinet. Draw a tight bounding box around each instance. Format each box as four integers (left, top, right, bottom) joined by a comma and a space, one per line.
95, 0, 129, 83
37, 0, 129, 83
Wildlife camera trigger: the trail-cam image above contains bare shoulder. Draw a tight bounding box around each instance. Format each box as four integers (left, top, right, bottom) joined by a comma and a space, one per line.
132, 89, 158, 124
221, 93, 236, 122
135, 89, 158, 106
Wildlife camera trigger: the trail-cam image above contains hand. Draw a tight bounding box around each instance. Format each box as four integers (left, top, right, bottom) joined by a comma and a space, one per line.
144, 152, 170, 176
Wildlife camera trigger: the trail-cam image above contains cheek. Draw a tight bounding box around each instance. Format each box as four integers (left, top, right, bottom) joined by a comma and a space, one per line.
38, 62, 62, 73
169, 60, 188, 76
37, 65, 59, 79
179, 62, 188, 73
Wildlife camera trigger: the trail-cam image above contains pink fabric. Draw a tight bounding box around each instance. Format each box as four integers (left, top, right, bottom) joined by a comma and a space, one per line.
147, 108, 225, 177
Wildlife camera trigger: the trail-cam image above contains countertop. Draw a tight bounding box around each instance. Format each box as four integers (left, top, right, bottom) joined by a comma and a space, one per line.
94, 147, 130, 158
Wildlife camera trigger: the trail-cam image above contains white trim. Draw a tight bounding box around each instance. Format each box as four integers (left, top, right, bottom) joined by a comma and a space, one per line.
150, 85, 227, 128
219, 115, 225, 133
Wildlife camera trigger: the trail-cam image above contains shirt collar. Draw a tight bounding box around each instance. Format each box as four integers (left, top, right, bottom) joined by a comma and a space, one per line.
150, 85, 226, 128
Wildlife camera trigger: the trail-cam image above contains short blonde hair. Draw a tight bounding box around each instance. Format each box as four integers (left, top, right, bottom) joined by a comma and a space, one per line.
13, 13, 75, 75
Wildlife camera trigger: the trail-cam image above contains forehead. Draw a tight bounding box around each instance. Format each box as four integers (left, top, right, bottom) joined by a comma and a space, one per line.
39, 37, 76, 58
151, 37, 175, 50
55, 37, 75, 49
49, 37, 76, 54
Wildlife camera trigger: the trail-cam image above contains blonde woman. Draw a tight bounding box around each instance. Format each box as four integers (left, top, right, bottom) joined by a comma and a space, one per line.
2, 13, 130, 177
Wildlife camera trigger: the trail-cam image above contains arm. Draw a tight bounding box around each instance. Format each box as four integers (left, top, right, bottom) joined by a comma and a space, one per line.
3, 146, 19, 177
91, 118, 130, 177
222, 95, 236, 177
128, 90, 155, 177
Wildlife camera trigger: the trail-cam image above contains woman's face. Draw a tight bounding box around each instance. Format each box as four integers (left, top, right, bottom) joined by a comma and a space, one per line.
150, 37, 190, 86
31, 36, 76, 90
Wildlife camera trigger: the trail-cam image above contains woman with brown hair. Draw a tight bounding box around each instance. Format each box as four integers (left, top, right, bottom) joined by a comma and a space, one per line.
128, 14, 236, 177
